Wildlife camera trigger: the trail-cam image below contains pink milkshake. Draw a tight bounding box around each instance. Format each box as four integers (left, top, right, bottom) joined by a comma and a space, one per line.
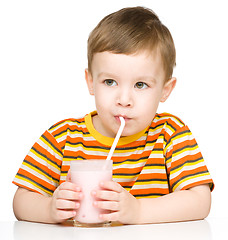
70, 160, 112, 227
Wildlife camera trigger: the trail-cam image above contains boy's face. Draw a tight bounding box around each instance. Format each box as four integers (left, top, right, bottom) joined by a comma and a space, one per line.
85, 51, 176, 138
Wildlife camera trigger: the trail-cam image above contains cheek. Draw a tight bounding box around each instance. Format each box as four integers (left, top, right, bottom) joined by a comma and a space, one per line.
94, 88, 112, 109
134, 92, 161, 122
137, 91, 161, 109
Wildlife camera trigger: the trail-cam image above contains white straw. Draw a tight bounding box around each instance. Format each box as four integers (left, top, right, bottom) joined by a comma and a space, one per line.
106, 116, 125, 162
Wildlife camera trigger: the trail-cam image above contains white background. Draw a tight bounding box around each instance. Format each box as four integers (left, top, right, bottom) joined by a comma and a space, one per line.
0, 0, 227, 221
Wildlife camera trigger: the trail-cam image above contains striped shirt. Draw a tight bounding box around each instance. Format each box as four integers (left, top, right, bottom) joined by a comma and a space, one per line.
13, 111, 214, 198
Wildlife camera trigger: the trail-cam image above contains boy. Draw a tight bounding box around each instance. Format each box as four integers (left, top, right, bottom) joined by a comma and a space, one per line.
13, 6, 214, 224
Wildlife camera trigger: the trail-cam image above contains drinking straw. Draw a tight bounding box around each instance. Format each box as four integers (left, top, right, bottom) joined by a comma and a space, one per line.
106, 116, 125, 162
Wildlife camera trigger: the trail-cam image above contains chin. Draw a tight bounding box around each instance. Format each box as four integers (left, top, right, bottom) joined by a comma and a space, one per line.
120, 129, 133, 137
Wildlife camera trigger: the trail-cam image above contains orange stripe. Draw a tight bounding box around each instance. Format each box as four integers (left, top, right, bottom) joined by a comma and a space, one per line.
113, 167, 142, 175
137, 173, 167, 180
130, 187, 170, 196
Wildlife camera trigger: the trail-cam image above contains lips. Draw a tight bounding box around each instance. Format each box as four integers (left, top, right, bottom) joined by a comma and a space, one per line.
115, 115, 131, 122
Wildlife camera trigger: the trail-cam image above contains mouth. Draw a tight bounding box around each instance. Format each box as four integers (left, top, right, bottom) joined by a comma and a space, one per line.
115, 115, 131, 122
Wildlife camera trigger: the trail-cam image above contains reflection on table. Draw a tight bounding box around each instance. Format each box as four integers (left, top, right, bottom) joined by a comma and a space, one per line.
13, 219, 212, 240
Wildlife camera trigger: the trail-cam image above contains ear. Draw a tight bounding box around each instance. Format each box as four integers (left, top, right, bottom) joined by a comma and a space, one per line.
85, 68, 94, 95
160, 77, 177, 103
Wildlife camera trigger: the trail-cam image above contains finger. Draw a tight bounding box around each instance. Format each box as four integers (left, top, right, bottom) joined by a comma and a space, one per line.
99, 211, 119, 222
59, 181, 81, 192
56, 209, 77, 221
94, 200, 119, 211
58, 189, 83, 201
100, 181, 123, 193
56, 199, 80, 210
93, 189, 120, 201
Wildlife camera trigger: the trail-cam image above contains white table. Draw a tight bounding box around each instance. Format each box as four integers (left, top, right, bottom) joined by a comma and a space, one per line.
1, 218, 227, 240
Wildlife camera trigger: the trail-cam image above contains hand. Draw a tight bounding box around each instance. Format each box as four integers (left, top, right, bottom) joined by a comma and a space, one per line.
49, 170, 83, 223
92, 181, 141, 224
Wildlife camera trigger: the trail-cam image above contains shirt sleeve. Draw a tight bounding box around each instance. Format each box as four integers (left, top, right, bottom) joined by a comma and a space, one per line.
165, 125, 214, 192
12, 130, 63, 197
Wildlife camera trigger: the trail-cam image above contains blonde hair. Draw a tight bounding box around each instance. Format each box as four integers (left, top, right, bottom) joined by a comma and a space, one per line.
87, 6, 176, 82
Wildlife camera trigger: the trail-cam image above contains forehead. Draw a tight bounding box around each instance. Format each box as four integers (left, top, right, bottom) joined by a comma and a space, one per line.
91, 51, 165, 82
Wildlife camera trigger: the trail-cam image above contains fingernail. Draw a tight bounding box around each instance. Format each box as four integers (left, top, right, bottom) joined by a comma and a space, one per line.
75, 202, 80, 208
91, 190, 96, 196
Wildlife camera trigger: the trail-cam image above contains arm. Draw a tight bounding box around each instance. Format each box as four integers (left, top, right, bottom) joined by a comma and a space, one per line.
13, 180, 83, 224
137, 184, 211, 224
93, 182, 211, 224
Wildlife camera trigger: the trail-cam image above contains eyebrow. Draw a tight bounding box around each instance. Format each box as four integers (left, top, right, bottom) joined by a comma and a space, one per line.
97, 72, 118, 79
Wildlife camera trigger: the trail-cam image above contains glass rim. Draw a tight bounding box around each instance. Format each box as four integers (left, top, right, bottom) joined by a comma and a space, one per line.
70, 160, 113, 171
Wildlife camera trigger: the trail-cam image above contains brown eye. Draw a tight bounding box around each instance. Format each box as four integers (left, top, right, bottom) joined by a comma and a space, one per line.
104, 79, 117, 86
135, 82, 148, 89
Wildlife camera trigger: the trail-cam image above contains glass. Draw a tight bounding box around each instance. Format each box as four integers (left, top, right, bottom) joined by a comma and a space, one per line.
70, 160, 113, 227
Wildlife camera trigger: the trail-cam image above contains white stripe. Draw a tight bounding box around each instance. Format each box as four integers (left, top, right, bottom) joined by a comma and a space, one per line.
113, 176, 138, 183
141, 168, 166, 174
132, 183, 169, 190
148, 152, 163, 158
113, 161, 146, 169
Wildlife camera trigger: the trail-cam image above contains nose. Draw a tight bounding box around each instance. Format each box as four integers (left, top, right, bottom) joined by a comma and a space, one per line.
116, 88, 133, 107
